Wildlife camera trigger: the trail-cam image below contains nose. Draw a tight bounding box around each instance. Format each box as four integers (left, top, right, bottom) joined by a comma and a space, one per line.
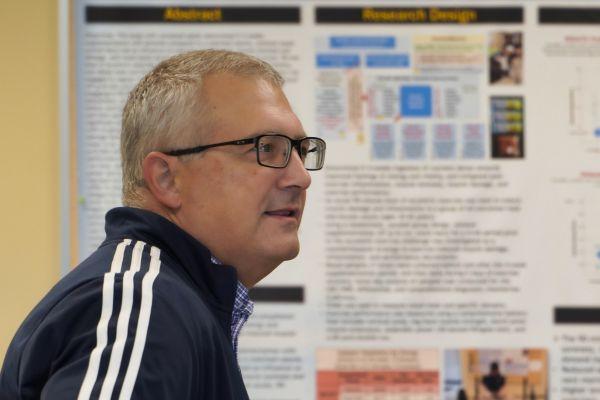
278, 148, 311, 190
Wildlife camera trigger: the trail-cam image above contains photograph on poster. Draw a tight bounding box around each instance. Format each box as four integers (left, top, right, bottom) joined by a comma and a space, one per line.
444, 348, 547, 400
489, 32, 523, 85
490, 96, 524, 158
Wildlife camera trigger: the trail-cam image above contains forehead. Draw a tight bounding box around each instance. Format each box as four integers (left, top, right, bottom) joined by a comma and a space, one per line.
200, 73, 304, 141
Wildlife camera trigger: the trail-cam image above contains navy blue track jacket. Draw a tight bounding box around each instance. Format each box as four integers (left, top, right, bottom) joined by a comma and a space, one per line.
0, 207, 250, 399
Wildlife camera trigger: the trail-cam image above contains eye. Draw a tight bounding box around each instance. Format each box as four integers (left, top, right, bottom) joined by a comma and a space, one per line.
246, 145, 258, 154
258, 143, 273, 153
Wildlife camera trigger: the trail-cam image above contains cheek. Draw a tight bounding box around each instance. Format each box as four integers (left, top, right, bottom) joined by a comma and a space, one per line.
180, 162, 227, 211
228, 165, 274, 198
218, 170, 265, 220
190, 159, 279, 226
239, 179, 282, 231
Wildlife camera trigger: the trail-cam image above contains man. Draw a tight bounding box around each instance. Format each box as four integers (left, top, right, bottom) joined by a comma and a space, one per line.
0, 50, 325, 399
482, 361, 506, 400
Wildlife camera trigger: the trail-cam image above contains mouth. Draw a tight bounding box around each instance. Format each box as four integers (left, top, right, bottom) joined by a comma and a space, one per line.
264, 208, 300, 221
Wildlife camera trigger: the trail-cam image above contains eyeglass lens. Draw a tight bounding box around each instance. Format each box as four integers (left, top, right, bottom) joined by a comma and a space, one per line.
257, 135, 325, 170
301, 138, 325, 170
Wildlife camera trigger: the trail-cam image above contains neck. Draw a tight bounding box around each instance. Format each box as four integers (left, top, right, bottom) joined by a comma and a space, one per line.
133, 191, 276, 288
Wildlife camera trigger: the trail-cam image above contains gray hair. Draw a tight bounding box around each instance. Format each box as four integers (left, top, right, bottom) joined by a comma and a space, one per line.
121, 49, 284, 206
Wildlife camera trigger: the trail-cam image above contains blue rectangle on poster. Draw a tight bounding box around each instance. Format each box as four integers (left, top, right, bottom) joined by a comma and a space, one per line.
463, 141, 485, 159
371, 124, 395, 160
316, 54, 360, 68
330, 36, 395, 49
402, 142, 426, 159
400, 86, 432, 117
366, 54, 409, 68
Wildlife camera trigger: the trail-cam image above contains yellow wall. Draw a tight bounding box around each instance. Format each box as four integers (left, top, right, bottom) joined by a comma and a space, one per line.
0, 1, 59, 362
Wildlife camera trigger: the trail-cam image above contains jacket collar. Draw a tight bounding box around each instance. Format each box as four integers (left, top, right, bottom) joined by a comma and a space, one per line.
103, 207, 238, 320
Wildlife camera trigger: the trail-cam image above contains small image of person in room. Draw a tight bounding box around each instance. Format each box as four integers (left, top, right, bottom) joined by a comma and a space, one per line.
489, 32, 523, 85
482, 361, 506, 399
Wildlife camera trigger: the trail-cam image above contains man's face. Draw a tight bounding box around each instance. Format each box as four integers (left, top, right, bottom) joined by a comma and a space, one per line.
173, 73, 311, 286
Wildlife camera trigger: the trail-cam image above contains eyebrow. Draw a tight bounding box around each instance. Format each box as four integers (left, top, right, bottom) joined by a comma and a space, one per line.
248, 130, 308, 140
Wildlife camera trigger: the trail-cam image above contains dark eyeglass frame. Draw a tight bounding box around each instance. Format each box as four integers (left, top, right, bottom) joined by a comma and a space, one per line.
164, 133, 326, 170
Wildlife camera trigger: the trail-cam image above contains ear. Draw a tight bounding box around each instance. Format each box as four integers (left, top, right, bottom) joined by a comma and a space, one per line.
142, 151, 182, 209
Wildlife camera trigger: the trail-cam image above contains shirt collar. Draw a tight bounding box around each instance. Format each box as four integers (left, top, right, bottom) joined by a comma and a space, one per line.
233, 281, 254, 316
212, 256, 254, 317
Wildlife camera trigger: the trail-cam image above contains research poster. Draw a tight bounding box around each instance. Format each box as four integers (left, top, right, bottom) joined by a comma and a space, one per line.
68, 1, 600, 398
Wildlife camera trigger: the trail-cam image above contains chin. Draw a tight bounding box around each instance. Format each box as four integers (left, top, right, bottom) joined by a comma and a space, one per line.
284, 245, 300, 261
272, 240, 301, 263
253, 244, 300, 285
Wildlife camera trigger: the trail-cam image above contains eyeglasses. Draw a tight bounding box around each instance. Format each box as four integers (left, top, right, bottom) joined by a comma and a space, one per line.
165, 134, 326, 170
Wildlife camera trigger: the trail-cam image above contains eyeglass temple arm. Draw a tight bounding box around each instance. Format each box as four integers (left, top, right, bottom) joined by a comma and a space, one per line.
165, 138, 256, 156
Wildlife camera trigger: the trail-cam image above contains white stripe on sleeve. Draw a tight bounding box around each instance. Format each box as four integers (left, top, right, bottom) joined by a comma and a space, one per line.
77, 239, 132, 400
118, 246, 161, 400
98, 240, 146, 400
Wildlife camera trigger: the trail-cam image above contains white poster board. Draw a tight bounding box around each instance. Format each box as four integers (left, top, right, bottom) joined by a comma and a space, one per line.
65, 1, 600, 398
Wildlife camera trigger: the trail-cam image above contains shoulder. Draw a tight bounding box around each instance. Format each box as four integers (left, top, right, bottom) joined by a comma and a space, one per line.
75, 238, 220, 347
74, 241, 226, 399
1, 239, 220, 399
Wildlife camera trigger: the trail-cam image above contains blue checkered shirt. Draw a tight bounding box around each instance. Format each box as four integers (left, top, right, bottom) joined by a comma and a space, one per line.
231, 281, 254, 359
211, 256, 254, 359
